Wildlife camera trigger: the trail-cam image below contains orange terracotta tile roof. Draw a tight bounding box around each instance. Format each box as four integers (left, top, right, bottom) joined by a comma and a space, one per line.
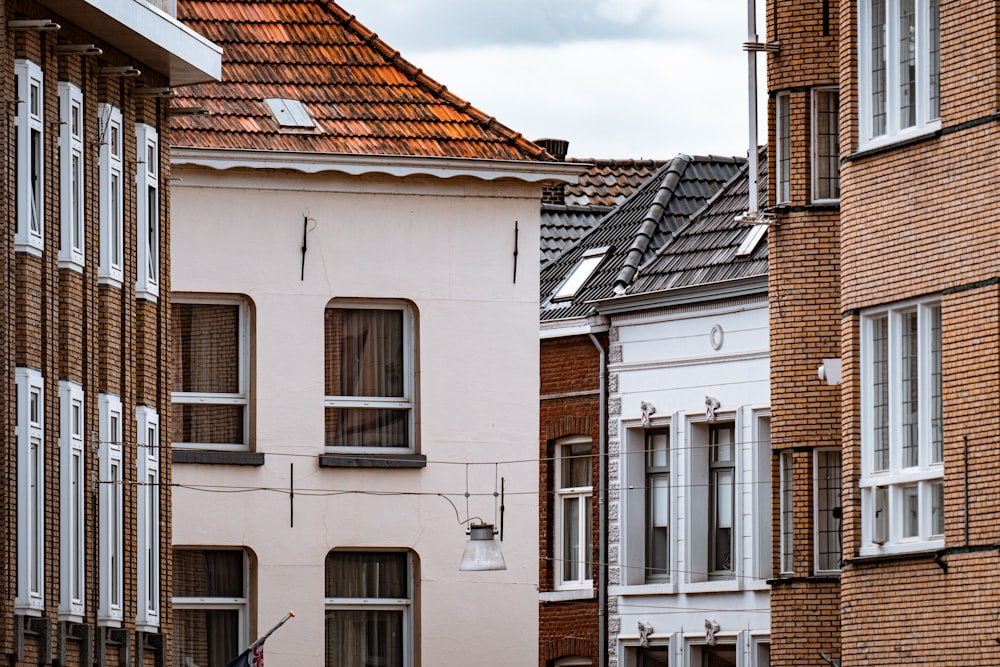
172, 0, 552, 161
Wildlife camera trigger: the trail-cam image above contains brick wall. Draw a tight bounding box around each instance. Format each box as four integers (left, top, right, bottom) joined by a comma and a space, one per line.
1, 1, 175, 663
767, 0, 843, 664
539, 333, 605, 666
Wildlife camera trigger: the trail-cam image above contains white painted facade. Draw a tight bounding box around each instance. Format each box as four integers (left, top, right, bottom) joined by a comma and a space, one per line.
605, 295, 771, 667
170, 160, 560, 666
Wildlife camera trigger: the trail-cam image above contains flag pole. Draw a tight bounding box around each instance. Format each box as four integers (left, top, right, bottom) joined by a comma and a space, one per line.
248, 610, 295, 651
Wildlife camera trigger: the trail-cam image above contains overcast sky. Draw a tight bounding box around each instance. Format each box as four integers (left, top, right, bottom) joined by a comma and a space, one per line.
347, 0, 766, 160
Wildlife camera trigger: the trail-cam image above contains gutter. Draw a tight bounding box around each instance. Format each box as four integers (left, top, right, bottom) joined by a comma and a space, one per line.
588, 313, 609, 667
590, 274, 768, 315
170, 147, 588, 183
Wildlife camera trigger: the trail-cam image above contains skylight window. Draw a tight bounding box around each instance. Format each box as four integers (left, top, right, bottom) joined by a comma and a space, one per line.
735, 224, 767, 258
553, 247, 609, 301
264, 98, 317, 130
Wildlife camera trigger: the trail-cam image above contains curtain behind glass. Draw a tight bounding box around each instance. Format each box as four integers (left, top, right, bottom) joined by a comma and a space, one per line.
325, 308, 407, 447
173, 550, 243, 667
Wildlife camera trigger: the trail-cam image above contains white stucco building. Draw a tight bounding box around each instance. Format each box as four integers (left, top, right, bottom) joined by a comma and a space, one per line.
166, 2, 579, 665
597, 157, 771, 667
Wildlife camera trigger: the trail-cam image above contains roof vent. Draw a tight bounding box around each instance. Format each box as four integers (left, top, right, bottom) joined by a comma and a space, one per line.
264, 98, 318, 130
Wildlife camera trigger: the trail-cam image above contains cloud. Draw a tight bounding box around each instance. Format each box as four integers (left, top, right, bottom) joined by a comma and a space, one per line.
409, 40, 760, 159
347, 0, 747, 49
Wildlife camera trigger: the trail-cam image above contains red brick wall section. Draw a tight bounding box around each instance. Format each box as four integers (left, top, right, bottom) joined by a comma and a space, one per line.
538, 333, 605, 667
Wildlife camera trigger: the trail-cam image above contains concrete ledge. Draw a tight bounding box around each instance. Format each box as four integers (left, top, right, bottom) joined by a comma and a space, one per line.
172, 450, 265, 466
319, 453, 427, 468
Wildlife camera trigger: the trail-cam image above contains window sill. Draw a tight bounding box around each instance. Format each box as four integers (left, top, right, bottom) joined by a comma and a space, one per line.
539, 588, 595, 602
172, 450, 264, 466
847, 124, 940, 162
320, 453, 427, 468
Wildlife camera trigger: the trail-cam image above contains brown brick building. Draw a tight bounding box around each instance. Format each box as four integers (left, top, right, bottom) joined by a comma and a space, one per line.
766, 1, 843, 666
768, 0, 1000, 664
0, 2, 219, 665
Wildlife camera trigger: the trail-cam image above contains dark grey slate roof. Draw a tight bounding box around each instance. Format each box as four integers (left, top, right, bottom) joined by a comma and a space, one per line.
540, 204, 612, 266
540, 154, 744, 322
540, 158, 668, 266
627, 147, 768, 295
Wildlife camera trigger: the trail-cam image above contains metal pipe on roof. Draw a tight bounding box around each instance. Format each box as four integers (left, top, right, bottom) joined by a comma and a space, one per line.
746, 0, 760, 218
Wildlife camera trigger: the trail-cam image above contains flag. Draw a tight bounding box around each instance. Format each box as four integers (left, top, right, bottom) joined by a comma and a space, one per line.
225, 643, 264, 667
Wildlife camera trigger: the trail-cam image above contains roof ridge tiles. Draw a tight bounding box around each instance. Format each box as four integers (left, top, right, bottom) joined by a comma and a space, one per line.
611, 155, 691, 291
319, 1, 550, 161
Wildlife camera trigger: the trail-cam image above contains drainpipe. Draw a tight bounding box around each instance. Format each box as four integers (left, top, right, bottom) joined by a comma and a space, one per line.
589, 326, 608, 667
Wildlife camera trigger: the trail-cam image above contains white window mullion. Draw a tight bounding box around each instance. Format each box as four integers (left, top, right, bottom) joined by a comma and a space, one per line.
136, 406, 161, 630
16, 368, 45, 613
135, 124, 160, 300
98, 394, 124, 623
98, 105, 124, 284
59, 381, 86, 618
58, 82, 85, 269
15, 60, 44, 255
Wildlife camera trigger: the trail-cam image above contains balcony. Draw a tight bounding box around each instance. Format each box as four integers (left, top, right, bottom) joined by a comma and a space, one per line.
33, 0, 221, 86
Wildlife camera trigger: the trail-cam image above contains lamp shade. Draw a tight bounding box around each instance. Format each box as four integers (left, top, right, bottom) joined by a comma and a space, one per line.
459, 523, 506, 571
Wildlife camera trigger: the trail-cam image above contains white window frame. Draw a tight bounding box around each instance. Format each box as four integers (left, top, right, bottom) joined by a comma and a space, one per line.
552, 246, 609, 301
554, 437, 593, 590
775, 92, 790, 204
708, 422, 736, 577
325, 551, 413, 667
778, 450, 794, 575
860, 298, 943, 555
58, 82, 85, 270
136, 405, 161, 630
324, 301, 415, 452
59, 381, 86, 619
15, 367, 45, 613
98, 393, 124, 624
814, 448, 842, 573
15, 60, 44, 255
135, 124, 160, 300
172, 294, 251, 450
98, 104, 124, 285
172, 549, 250, 661
644, 427, 670, 582
858, 0, 941, 149
811, 87, 840, 203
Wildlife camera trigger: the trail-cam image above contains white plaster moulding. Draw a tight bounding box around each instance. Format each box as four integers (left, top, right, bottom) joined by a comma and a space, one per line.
171, 147, 588, 183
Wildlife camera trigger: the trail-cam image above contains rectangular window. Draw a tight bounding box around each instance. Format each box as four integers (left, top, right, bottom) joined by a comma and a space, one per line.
324, 302, 415, 451
15, 60, 44, 255
136, 124, 160, 299
861, 299, 943, 553
99, 104, 124, 284
709, 423, 736, 575
172, 296, 251, 450
858, 0, 940, 147
325, 551, 412, 667
99, 394, 124, 623
58, 82, 85, 269
555, 439, 592, 589
16, 368, 45, 612
59, 381, 86, 618
776, 92, 790, 204
812, 88, 840, 202
815, 449, 842, 572
636, 646, 669, 666
778, 451, 794, 574
174, 549, 249, 667
645, 428, 670, 580
136, 406, 161, 630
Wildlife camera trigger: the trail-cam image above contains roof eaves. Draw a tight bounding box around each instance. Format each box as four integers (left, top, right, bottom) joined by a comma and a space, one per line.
590, 274, 768, 316
171, 146, 588, 182
611, 155, 691, 293
318, 1, 553, 163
